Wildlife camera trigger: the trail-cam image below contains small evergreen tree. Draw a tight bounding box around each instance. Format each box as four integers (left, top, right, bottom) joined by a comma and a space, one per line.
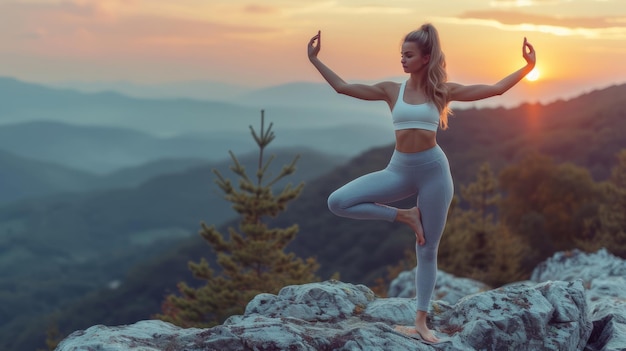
461, 162, 500, 230
36, 321, 62, 351
156, 110, 320, 327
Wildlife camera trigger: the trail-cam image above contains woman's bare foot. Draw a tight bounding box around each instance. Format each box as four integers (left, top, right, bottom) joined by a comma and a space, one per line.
393, 325, 439, 344
414, 324, 439, 343
396, 207, 425, 245
415, 310, 439, 343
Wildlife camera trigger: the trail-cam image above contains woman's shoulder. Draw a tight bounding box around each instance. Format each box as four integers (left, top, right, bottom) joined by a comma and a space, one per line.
374, 80, 402, 88
374, 81, 402, 95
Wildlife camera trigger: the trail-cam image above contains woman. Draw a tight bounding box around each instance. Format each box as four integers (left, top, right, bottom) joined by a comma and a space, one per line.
307, 23, 536, 343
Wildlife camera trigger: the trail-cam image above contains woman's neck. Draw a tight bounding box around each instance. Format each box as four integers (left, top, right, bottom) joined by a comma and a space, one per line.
407, 74, 426, 91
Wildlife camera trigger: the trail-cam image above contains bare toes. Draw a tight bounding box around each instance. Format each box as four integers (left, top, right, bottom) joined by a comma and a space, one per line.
414, 207, 425, 245
415, 326, 439, 343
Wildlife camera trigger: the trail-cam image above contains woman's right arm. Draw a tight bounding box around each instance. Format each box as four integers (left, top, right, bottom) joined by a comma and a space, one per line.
308, 31, 393, 103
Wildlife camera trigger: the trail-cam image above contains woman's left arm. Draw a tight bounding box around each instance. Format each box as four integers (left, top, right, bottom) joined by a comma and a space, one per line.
448, 37, 536, 102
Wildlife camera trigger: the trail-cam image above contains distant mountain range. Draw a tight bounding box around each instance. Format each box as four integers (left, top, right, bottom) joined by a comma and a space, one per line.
0, 76, 397, 181
2, 75, 619, 179
49, 79, 253, 102
0, 119, 394, 175
0, 149, 97, 204
0, 76, 391, 136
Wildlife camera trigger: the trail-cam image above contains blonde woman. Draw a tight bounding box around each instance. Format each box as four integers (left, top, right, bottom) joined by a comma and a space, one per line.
307, 23, 536, 343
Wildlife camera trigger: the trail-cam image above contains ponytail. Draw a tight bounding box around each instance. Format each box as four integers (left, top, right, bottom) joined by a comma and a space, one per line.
404, 23, 451, 129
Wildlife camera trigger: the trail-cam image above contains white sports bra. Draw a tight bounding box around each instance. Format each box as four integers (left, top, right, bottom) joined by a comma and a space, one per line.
391, 81, 440, 132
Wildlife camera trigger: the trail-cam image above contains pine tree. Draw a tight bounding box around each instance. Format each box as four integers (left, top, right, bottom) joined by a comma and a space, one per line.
36, 321, 62, 351
460, 162, 500, 231
156, 110, 320, 327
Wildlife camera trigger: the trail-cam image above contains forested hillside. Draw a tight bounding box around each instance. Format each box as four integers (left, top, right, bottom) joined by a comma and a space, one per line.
438, 83, 626, 183
0, 148, 346, 351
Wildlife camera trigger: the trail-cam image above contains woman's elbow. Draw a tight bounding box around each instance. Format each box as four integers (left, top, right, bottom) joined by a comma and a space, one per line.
491, 84, 507, 97
334, 84, 350, 95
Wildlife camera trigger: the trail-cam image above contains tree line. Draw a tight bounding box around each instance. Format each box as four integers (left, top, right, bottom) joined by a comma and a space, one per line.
376, 150, 626, 292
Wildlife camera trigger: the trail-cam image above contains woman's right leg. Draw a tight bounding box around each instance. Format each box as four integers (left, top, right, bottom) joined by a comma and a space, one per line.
327, 167, 414, 222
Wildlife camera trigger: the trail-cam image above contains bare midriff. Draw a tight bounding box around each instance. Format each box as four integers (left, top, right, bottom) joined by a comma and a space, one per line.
394, 129, 437, 153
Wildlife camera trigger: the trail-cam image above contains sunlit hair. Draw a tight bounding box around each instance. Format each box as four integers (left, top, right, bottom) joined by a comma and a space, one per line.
404, 23, 451, 129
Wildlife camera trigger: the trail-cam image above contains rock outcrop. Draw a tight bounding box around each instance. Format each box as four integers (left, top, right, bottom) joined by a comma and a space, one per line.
386, 248, 626, 351
56, 248, 626, 351
56, 278, 591, 350
530, 249, 626, 351
388, 269, 490, 304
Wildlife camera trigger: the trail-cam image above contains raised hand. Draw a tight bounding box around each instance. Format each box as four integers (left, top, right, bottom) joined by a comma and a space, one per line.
523, 37, 536, 67
308, 30, 321, 60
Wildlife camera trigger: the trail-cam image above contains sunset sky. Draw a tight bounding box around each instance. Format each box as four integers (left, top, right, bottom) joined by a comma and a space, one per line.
0, 0, 624, 103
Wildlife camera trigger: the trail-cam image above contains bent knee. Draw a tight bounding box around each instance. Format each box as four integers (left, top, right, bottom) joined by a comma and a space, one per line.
327, 191, 344, 215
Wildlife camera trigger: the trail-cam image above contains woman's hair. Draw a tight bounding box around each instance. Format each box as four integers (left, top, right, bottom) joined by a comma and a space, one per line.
404, 23, 451, 129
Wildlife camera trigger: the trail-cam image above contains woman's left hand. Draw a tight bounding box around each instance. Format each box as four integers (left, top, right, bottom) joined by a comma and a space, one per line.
523, 37, 536, 67
308, 30, 321, 60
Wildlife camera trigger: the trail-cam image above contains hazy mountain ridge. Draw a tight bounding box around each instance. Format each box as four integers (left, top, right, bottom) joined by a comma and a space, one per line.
0, 120, 251, 174
2, 76, 620, 182
229, 81, 390, 113
0, 76, 390, 137
0, 138, 220, 205
49, 79, 254, 101
0, 149, 98, 205
0, 119, 394, 178
0, 76, 396, 177
48, 76, 611, 109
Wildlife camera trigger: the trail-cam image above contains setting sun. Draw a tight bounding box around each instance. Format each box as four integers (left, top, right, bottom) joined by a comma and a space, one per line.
526, 68, 540, 82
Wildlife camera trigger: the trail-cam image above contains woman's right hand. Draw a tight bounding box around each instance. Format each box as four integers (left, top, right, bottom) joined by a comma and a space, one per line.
308, 30, 321, 60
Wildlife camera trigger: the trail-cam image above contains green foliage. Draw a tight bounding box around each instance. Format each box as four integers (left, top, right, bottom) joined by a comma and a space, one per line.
578, 150, 626, 257
36, 321, 62, 351
460, 162, 501, 229
370, 248, 416, 297
498, 153, 603, 267
156, 111, 320, 327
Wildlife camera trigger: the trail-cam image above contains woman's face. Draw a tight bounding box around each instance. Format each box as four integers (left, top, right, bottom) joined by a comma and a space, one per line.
400, 41, 430, 74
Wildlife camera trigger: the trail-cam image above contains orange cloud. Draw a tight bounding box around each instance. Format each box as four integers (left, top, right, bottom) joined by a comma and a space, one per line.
437, 10, 626, 39
460, 10, 625, 29
0, 1, 280, 57
243, 4, 280, 15
489, 0, 570, 6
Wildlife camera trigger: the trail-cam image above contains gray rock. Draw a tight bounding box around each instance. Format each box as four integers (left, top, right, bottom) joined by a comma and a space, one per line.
530, 248, 626, 351
531, 248, 626, 283
56, 279, 591, 351
388, 269, 490, 305
429, 280, 591, 351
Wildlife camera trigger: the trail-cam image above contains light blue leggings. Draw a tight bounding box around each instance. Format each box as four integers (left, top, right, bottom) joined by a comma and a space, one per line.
327, 145, 454, 312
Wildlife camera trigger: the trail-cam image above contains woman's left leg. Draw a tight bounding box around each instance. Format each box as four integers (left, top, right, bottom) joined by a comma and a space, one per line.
327, 165, 415, 222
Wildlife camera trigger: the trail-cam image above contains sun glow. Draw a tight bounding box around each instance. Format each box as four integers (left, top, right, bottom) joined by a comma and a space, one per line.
526, 68, 540, 82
